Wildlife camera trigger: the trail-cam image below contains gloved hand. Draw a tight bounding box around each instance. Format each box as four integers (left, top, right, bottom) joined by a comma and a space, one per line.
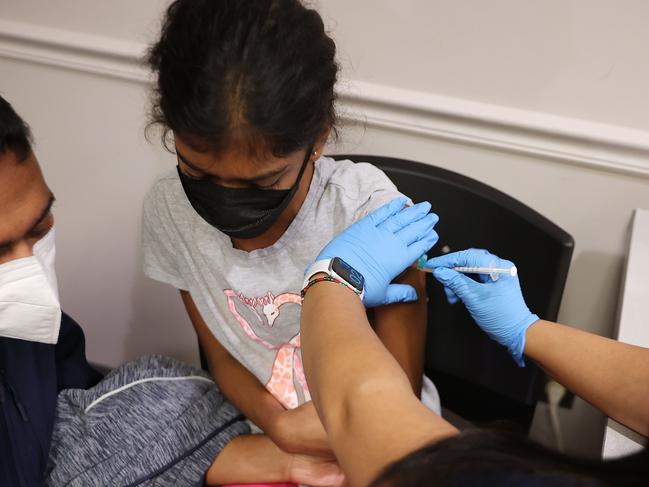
424, 249, 539, 367
311, 197, 439, 308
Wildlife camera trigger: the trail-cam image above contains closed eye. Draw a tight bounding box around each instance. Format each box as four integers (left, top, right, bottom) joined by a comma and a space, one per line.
185, 172, 210, 182
179, 165, 210, 182
256, 178, 283, 190
26, 215, 54, 241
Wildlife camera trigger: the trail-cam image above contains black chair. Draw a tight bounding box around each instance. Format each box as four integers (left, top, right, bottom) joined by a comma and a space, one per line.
332, 154, 574, 430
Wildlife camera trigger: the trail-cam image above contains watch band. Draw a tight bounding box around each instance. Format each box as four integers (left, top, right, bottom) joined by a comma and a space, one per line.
303, 259, 364, 300
300, 275, 348, 302
303, 259, 333, 285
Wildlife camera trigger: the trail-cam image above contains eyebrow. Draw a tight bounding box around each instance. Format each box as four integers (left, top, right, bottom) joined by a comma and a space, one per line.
176, 149, 208, 175
0, 193, 56, 250
176, 148, 289, 184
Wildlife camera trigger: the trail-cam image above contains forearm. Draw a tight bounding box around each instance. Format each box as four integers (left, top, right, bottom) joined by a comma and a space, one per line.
180, 290, 285, 435
205, 435, 290, 485
372, 267, 427, 395
526, 320, 649, 436
208, 351, 286, 434
301, 280, 457, 486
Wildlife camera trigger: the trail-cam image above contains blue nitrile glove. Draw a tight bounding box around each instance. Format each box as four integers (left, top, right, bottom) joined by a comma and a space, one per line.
311, 197, 439, 308
424, 249, 539, 367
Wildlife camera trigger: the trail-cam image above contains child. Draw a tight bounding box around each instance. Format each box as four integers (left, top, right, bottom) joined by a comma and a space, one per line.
142, 0, 439, 458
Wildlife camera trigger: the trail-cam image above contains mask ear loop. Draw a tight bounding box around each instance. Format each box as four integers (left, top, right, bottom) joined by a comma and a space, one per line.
292, 144, 316, 185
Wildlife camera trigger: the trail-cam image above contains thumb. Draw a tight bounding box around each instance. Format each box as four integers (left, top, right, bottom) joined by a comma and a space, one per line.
383, 284, 418, 305
443, 286, 460, 305
432, 267, 475, 300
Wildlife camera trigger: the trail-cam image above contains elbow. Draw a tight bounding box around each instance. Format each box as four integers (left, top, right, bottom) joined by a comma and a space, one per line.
638, 412, 649, 438
611, 411, 649, 440
335, 376, 414, 437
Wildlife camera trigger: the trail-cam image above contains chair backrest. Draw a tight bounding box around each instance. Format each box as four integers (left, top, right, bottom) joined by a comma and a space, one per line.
332, 155, 574, 426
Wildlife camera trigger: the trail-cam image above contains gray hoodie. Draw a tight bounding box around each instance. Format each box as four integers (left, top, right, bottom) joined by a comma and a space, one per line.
46, 355, 249, 486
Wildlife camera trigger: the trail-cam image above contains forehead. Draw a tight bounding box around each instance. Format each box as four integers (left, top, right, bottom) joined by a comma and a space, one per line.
0, 152, 50, 241
175, 136, 300, 178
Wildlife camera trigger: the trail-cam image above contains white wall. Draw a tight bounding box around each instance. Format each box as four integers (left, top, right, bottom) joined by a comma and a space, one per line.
0, 0, 167, 43
0, 57, 199, 366
318, 0, 649, 131
1, 0, 648, 458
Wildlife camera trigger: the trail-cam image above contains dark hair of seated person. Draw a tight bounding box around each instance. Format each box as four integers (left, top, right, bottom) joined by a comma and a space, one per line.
370, 429, 648, 487
0, 95, 33, 162
147, 0, 338, 157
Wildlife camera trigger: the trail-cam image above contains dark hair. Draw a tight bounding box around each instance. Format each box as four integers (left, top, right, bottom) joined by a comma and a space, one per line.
147, 0, 338, 157
0, 94, 33, 162
371, 430, 649, 487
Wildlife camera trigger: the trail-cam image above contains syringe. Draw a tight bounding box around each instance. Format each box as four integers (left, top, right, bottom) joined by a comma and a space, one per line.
416, 254, 517, 282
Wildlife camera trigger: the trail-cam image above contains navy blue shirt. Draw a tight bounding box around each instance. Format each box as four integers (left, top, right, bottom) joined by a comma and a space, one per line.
0, 312, 101, 486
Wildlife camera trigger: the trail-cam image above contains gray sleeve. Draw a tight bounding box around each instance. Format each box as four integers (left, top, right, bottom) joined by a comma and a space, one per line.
141, 186, 188, 291
351, 163, 410, 221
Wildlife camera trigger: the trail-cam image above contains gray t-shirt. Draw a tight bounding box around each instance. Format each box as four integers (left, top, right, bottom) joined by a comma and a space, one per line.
142, 157, 437, 411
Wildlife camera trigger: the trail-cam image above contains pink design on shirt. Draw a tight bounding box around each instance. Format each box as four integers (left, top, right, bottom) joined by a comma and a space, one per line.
224, 289, 311, 409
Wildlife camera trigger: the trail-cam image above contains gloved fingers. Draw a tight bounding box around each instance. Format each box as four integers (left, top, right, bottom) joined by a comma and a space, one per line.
382, 284, 419, 305
406, 228, 440, 264
424, 248, 495, 270
477, 272, 491, 283
443, 285, 460, 304
395, 212, 439, 246
380, 201, 432, 234
367, 197, 409, 227
431, 267, 477, 301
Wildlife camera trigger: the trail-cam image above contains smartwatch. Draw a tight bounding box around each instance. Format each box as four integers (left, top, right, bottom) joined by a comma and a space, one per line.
303, 257, 365, 300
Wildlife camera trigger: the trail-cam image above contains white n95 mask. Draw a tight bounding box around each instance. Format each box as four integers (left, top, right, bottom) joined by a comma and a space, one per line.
0, 227, 61, 344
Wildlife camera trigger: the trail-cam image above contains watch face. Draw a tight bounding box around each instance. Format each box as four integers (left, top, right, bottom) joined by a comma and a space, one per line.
330, 257, 364, 293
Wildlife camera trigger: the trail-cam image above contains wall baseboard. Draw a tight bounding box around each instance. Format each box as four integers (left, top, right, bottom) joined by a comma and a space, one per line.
2, 19, 649, 178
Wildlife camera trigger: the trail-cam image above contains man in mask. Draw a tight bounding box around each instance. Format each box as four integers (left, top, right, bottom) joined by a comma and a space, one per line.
0, 95, 101, 486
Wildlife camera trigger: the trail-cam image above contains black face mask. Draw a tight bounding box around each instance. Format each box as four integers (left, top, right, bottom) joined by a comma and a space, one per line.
176, 147, 313, 239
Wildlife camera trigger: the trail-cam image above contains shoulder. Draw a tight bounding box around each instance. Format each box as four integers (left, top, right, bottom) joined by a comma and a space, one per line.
318, 157, 398, 201
142, 169, 186, 224
316, 156, 407, 221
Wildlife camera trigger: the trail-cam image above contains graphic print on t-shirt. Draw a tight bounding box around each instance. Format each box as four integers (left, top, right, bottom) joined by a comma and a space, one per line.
224, 288, 311, 409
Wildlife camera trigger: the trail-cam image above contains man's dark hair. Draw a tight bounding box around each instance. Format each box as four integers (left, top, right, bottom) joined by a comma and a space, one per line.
371, 429, 649, 487
0, 95, 33, 162
147, 0, 338, 157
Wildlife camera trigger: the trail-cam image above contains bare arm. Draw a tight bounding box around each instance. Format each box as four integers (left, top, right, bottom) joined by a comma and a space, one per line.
525, 320, 649, 436
371, 267, 427, 395
180, 290, 331, 456
180, 290, 285, 435
205, 435, 344, 486
301, 278, 458, 487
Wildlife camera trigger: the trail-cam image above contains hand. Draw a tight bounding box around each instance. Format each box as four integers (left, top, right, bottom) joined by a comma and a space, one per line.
425, 249, 539, 366
271, 401, 333, 458
204, 433, 343, 486
312, 197, 439, 307
288, 454, 346, 487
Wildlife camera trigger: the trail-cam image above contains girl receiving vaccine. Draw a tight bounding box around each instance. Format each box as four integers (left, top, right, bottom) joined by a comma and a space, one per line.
142, 0, 440, 461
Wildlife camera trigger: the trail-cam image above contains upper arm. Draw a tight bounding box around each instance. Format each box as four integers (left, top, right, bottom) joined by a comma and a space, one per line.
180, 290, 230, 364
372, 266, 428, 394
349, 163, 408, 222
